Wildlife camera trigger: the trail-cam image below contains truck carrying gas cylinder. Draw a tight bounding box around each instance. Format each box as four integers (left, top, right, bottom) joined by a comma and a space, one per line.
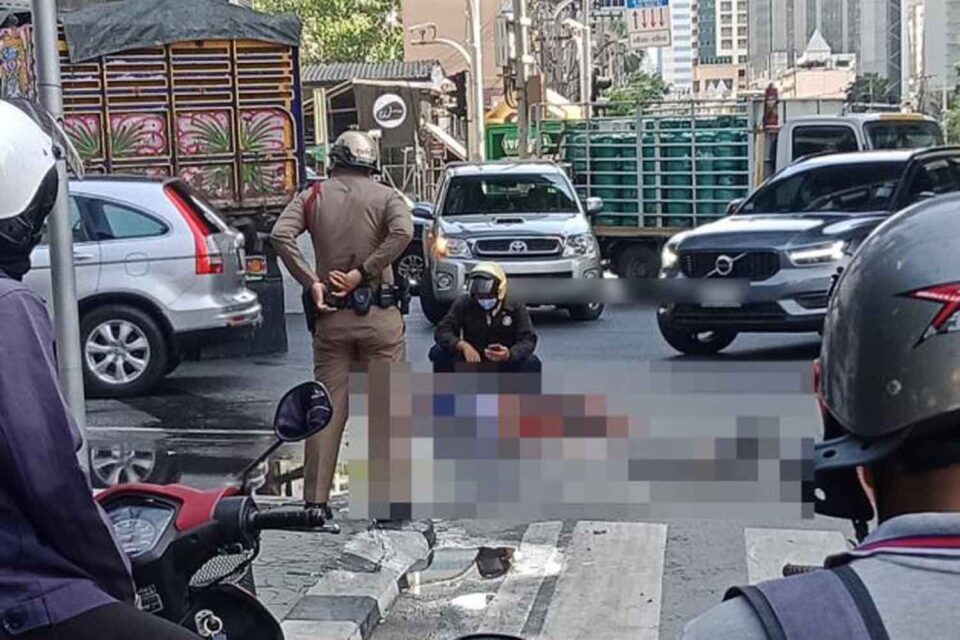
494, 96, 944, 278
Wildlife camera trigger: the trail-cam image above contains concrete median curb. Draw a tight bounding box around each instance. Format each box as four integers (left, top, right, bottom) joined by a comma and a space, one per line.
281, 521, 436, 640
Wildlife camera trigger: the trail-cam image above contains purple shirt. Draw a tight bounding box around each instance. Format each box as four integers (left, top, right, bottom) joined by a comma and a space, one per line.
0, 273, 134, 637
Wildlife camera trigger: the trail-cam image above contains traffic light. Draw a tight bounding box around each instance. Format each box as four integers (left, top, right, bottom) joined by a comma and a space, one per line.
591, 70, 612, 102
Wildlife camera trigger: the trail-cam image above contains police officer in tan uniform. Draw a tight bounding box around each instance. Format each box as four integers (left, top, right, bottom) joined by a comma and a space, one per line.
271, 131, 412, 517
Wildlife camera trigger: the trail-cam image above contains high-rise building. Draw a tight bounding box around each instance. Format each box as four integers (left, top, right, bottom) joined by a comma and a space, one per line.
858, 0, 902, 97
748, 0, 806, 83
692, 0, 748, 96
906, 0, 960, 95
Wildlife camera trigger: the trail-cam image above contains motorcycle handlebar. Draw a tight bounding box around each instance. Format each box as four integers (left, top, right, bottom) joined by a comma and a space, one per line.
249, 507, 327, 532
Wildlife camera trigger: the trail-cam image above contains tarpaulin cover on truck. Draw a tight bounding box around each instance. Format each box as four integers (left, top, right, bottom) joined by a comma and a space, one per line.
61, 0, 301, 63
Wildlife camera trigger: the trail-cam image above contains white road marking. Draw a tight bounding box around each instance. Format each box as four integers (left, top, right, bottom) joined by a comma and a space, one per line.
537, 521, 668, 640
744, 527, 849, 584
478, 521, 563, 636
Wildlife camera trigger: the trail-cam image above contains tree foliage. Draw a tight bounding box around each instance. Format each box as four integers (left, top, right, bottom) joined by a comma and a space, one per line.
602, 72, 670, 116
253, 0, 402, 64
845, 73, 897, 105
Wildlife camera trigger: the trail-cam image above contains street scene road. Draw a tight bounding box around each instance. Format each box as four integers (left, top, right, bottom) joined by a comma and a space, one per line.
5, 0, 958, 638
86, 305, 841, 639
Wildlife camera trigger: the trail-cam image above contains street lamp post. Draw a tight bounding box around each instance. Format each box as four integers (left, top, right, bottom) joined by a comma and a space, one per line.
31, 0, 88, 461
408, 0, 486, 162
466, 0, 485, 162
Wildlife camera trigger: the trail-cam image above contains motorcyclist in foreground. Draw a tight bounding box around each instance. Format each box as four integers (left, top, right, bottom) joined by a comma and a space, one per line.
0, 99, 196, 639
684, 192, 960, 638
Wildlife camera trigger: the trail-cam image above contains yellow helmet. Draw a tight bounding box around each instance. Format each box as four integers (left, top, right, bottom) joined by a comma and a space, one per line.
467, 261, 507, 302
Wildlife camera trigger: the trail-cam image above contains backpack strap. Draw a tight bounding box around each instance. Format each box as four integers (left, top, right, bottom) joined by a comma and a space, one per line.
832, 565, 890, 640
723, 585, 787, 640
723, 566, 889, 640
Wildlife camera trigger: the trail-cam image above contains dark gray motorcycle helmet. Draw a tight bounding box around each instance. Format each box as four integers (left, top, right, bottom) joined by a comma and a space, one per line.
815, 191, 960, 520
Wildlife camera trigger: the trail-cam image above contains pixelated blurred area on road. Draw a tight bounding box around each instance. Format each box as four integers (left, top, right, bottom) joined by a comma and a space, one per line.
345, 362, 816, 522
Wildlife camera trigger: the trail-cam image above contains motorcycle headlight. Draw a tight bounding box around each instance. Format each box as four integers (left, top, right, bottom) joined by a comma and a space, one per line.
564, 233, 597, 258
788, 241, 847, 267
434, 234, 472, 259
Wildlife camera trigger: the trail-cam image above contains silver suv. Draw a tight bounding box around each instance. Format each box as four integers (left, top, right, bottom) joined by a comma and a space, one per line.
24, 177, 262, 397
419, 161, 604, 323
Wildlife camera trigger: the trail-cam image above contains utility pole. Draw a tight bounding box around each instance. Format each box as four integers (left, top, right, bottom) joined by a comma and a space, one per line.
581, 0, 592, 113
467, 0, 486, 162
512, 0, 532, 158
32, 0, 88, 457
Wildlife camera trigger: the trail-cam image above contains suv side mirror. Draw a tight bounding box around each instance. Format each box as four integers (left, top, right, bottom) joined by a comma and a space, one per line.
584, 197, 603, 215
725, 198, 744, 215
413, 202, 435, 220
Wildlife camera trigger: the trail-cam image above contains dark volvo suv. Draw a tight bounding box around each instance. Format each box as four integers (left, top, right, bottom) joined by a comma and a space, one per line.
657, 148, 960, 355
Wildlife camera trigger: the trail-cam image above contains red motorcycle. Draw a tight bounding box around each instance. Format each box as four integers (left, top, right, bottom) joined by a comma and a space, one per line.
95, 381, 336, 640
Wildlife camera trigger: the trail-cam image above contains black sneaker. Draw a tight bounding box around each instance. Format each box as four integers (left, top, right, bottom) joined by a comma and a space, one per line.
305, 502, 334, 521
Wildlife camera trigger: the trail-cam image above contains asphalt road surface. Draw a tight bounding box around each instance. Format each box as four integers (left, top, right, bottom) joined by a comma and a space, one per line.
86, 303, 837, 639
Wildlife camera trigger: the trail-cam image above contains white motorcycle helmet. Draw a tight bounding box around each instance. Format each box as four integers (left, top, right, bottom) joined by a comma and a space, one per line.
0, 99, 79, 277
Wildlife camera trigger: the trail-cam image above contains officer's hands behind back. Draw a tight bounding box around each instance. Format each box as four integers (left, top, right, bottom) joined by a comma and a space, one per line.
310, 282, 336, 313
329, 269, 363, 296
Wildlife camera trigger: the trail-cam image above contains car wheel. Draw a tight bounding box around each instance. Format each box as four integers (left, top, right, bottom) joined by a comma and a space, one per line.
418, 269, 451, 325
88, 444, 178, 488
616, 245, 660, 279
164, 353, 182, 375
81, 304, 169, 398
657, 314, 737, 355
395, 246, 425, 294
568, 303, 605, 321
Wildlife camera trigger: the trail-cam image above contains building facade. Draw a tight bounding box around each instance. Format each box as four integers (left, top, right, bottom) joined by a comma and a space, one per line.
693, 0, 748, 96
747, 0, 860, 86
906, 0, 960, 97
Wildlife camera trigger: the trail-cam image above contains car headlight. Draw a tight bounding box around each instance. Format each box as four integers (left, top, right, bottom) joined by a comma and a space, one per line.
434, 234, 472, 259
661, 244, 679, 270
787, 241, 847, 266
564, 233, 597, 257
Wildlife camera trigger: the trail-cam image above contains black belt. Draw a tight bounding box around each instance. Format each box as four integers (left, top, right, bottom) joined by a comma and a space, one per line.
302, 283, 410, 333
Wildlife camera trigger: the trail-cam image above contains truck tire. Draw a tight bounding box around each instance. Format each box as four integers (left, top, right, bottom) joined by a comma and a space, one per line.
419, 269, 451, 325
568, 303, 605, 321
616, 245, 660, 279
81, 304, 169, 398
657, 313, 737, 355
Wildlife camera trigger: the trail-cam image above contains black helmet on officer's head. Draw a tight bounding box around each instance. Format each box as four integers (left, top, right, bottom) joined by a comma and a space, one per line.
815, 192, 960, 521
328, 130, 379, 173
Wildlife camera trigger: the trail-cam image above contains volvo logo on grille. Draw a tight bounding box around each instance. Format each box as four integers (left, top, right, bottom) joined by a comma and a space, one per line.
708, 253, 745, 278
509, 241, 528, 253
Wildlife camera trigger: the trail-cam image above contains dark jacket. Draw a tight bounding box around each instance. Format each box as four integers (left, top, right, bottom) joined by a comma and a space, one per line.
0, 273, 135, 637
435, 295, 537, 361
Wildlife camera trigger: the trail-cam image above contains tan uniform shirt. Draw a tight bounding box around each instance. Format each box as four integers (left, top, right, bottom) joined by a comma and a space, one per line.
270, 172, 413, 289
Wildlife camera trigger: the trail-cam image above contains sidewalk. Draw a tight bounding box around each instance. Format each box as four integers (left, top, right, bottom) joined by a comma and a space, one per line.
253, 496, 439, 640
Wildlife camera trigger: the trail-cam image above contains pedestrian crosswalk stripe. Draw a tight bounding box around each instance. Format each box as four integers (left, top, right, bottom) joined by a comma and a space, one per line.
478, 521, 563, 636
744, 527, 849, 584
537, 521, 668, 640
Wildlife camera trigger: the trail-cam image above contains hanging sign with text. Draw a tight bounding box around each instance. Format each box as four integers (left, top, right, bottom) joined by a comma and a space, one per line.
625, 0, 672, 49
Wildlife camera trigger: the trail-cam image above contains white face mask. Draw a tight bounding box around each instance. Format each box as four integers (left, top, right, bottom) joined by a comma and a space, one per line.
477, 298, 497, 311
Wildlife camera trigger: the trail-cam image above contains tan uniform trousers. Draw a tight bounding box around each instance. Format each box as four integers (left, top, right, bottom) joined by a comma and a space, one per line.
304, 305, 405, 504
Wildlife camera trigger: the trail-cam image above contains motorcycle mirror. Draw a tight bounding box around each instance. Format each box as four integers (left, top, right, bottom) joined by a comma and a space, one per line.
273, 381, 333, 442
